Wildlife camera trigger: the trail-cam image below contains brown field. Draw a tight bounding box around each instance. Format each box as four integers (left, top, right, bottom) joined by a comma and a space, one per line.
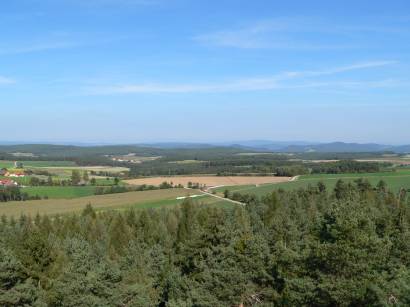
304, 159, 340, 163
124, 176, 291, 187
357, 159, 410, 165
0, 188, 192, 217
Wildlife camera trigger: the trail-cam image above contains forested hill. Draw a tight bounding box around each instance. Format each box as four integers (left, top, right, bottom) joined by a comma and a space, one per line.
1, 142, 410, 156
1, 180, 410, 305
0, 144, 247, 158
0, 144, 164, 157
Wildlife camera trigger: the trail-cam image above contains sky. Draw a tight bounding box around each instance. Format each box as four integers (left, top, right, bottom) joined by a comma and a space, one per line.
1, 0, 410, 144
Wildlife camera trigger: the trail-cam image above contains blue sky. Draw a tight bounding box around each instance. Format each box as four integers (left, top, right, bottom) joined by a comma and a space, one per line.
1, 0, 410, 144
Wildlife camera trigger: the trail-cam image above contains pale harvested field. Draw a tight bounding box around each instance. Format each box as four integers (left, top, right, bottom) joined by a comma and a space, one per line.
0, 188, 191, 217
125, 176, 291, 187
41, 166, 130, 172
357, 159, 410, 165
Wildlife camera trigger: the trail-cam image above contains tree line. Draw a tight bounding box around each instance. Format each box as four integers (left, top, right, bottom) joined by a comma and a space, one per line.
0, 186, 41, 202
309, 159, 384, 174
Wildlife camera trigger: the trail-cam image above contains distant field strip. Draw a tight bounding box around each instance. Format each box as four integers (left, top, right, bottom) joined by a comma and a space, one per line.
124, 176, 291, 187
23, 186, 97, 199
357, 159, 410, 165
0, 160, 77, 168
0, 188, 196, 217
213, 170, 410, 197
39, 166, 129, 172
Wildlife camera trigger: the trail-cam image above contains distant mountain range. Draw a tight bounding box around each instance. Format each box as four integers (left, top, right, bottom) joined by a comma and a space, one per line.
0, 141, 409, 154
141, 141, 410, 153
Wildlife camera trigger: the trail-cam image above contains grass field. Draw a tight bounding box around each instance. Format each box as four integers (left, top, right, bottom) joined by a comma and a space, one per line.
168, 160, 206, 164
0, 160, 77, 168
36, 166, 129, 177
23, 186, 97, 199
94, 178, 119, 185
213, 169, 410, 197
357, 158, 410, 165
101, 194, 234, 211
0, 188, 233, 217
41, 166, 129, 172
0, 160, 129, 181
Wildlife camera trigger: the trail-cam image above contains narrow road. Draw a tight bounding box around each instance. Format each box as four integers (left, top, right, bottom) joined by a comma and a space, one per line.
200, 189, 246, 206
184, 187, 245, 206
183, 175, 302, 206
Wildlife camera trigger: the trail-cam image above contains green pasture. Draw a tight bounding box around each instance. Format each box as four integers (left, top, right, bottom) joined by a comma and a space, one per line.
0, 160, 76, 168
0, 188, 234, 217
99, 194, 235, 211
22, 186, 97, 199
214, 169, 410, 197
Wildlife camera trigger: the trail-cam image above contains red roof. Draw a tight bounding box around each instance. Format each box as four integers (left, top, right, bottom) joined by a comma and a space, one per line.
0, 179, 17, 186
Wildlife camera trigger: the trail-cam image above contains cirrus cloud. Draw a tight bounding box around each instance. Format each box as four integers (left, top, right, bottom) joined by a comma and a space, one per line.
0, 76, 15, 85
86, 60, 398, 95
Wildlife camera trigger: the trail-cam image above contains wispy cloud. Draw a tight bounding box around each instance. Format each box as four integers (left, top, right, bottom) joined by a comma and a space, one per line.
0, 42, 79, 55
0, 32, 129, 55
87, 60, 398, 95
283, 61, 398, 78
194, 18, 409, 50
0, 76, 15, 85
88, 79, 281, 94
194, 19, 349, 50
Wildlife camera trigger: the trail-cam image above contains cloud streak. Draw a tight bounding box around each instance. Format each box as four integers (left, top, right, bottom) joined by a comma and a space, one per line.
0, 33, 129, 55
0, 41, 79, 55
87, 60, 398, 95
194, 18, 410, 50
0, 76, 15, 85
194, 19, 348, 50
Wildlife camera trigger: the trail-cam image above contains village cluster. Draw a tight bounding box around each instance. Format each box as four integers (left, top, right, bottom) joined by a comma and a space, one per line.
0, 162, 26, 187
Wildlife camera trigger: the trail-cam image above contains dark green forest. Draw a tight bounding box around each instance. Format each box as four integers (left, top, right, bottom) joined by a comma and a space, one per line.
1, 180, 410, 306
0, 144, 393, 177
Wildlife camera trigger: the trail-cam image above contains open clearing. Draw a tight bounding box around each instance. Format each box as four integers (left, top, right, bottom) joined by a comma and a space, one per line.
357, 158, 410, 165
23, 186, 97, 199
168, 160, 206, 164
39, 166, 129, 172
124, 176, 291, 187
0, 160, 77, 168
111, 155, 161, 164
31, 166, 130, 178
0, 160, 129, 173
212, 169, 410, 197
0, 188, 214, 217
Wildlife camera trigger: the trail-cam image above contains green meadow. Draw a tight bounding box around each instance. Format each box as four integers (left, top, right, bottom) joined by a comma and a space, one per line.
214, 169, 410, 197
0, 160, 77, 168
22, 186, 97, 199
0, 188, 234, 217
98, 194, 235, 212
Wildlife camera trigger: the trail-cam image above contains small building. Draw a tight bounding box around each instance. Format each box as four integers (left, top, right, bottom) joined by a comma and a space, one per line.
14, 161, 24, 168
0, 179, 18, 187
8, 172, 25, 178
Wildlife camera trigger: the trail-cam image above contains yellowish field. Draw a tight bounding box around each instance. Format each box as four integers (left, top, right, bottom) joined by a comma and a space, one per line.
39, 166, 130, 172
125, 176, 291, 187
168, 160, 206, 164
0, 188, 192, 217
111, 155, 161, 164
357, 159, 410, 165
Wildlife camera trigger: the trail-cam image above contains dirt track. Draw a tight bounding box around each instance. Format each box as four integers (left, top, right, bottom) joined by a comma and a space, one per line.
125, 176, 291, 187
